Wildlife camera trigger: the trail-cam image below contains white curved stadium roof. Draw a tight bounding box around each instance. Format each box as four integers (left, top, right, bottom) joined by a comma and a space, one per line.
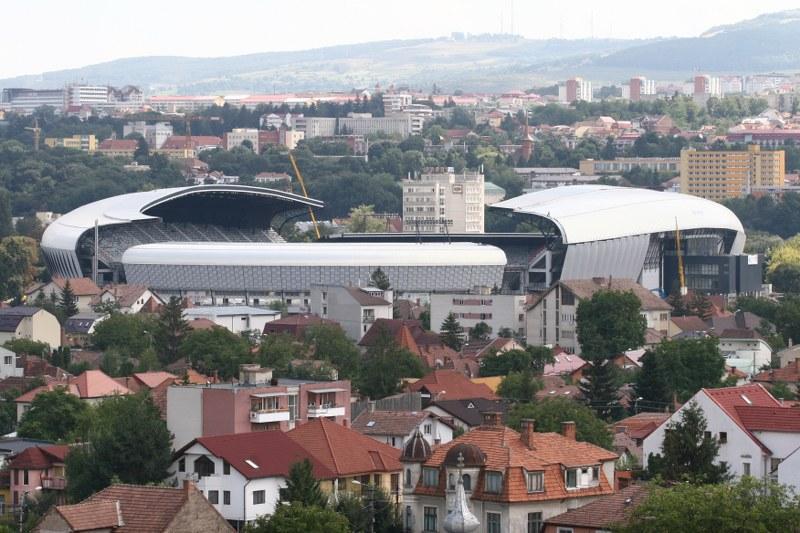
122, 242, 507, 267
492, 185, 745, 245
41, 185, 322, 251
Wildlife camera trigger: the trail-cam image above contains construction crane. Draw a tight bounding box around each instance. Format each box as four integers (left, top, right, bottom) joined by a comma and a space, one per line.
288, 151, 320, 239
25, 118, 41, 151
675, 218, 687, 295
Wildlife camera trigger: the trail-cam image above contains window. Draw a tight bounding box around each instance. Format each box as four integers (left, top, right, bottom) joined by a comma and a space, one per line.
223, 491, 231, 505
486, 512, 501, 533
194, 456, 215, 478
253, 490, 266, 505
23, 470, 28, 485
423, 467, 439, 487
527, 512, 543, 533
223, 461, 230, 475
526, 471, 544, 492
3, 356, 11, 365
423, 506, 437, 532
405, 468, 412, 487
743, 462, 751, 476
462, 473, 471, 491
208, 490, 219, 504
719, 432, 728, 444
557, 529, 574, 533
566, 469, 577, 488
448, 473, 455, 490
424, 423, 432, 434
178, 458, 185, 472
485, 471, 503, 493
391, 473, 399, 492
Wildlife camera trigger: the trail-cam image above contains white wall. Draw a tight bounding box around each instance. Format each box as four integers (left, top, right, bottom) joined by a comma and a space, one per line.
431, 293, 526, 338
167, 387, 203, 450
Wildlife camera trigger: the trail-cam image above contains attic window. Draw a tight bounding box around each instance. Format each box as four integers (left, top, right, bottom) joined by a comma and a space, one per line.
467, 402, 475, 409
245, 459, 259, 469
367, 421, 376, 427
741, 394, 752, 405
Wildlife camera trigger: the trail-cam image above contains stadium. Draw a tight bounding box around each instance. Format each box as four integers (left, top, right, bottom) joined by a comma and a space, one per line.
41, 185, 507, 303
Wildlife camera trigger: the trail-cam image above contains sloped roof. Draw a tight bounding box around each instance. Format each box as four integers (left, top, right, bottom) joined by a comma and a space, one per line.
287, 418, 401, 477
94, 284, 153, 308
71, 370, 132, 398
545, 484, 650, 529
186, 431, 334, 480
407, 370, 496, 401
753, 361, 800, 384
427, 398, 507, 427
8, 444, 69, 470
351, 410, 429, 437
263, 315, 339, 337
345, 287, 391, 307
55, 500, 123, 531
670, 315, 709, 333
614, 412, 670, 440
0, 306, 41, 332
51, 277, 101, 296
99, 139, 137, 150
133, 371, 176, 389
703, 384, 783, 453
65, 313, 105, 334
734, 405, 800, 433
559, 278, 672, 311
543, 353, 588, 376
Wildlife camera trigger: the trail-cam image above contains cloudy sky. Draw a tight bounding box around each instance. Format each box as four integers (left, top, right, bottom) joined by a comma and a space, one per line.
1, 0, 798, 78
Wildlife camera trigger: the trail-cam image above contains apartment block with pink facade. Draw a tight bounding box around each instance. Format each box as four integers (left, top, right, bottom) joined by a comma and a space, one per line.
167, 365, 351, 449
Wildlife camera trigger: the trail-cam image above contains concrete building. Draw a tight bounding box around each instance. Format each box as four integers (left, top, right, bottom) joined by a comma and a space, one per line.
166, 365, 351, 449
384, 94, 413, 114
680, 145, 785, 200
147, 95, 224, 113
626, 76, 657, 101
43, 135, 97, 153
694, 75, 722, 103
526, 278, 671, 355
224, 128, 260, 151
718, 329, 773, 376
66, 85, 109, 107
1, 88, 64, 114
183, 306, 281, 335
339, 113, 412, 138
97, 139, 138, 159
559, 78, 593, 103
430, 291, 527, 339
279, 128, 304, 150
0, 307, 62, 349
579, 157, 679, 176
294, 117, 337, 138
403, 167, 485, 234
123, 121, 174, 150
309, 284, 393, 341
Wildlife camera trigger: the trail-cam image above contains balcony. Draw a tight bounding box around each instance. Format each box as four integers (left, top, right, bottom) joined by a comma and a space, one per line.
41, 476, 66, 490
307, 403, 346, 418
250, 409, 291, 424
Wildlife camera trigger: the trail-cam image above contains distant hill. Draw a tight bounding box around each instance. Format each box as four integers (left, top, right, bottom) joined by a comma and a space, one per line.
3, 10, 800, 93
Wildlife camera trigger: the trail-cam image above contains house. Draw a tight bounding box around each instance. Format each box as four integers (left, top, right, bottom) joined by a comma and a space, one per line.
543, 351, 589, 379
310, 284, 393, 341
717, 329, 772, 375
183, 306, 281, 335
777, 344, 800, 368
643, 384, 800, 489
612, 413, 670, 467
401, 413, 618, 533
0, 347, 21, 379
536, 375, 583, 402
35, 482, 233, 532
461, 337, 524, 360
543, 483, 650, 533
667, 315, 709, 338
753, 359, 800, 395
167, 364, 351, 449
262, 314, 340, 339
15, 370, 131, 420
114, 371, 177, 418
351, 408, 454, 448
526, 278, 671, 355
171, 431, 333, 524
429, 291, 529, 339
97, 139, 138, 159
611, 349, 646, 371
64, 313, 107, 347
25, 277, 101, 313
8, 444, 69, 508
424, 398, 507, 432
406, 370, 496, 404
0, 307, 62, 349
91, 284, 162, 314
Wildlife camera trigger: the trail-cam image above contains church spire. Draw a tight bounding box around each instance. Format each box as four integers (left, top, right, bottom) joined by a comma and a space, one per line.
443, 453, 480, 533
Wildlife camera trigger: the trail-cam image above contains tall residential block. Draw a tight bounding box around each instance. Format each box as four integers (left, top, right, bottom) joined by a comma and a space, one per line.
402, 167, 485, 233
559, 77, 593, 103
680, 145, 785, 201
628, 76, 656, 101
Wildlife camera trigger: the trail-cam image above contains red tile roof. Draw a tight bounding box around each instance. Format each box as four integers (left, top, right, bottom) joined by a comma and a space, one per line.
186, 431, 335, 480
133, 371, 176, 389
407, 370, 496, 401
263, 315, 339, 338
287, 418, 401, 477
187, 317, 218, 330
614, 413, 670, 440
703, 384, 783, 452
559, 278, 672, 311
98, 139, 138, 151
753, 361, 800, 384
71, 370, 132, 398
351, 410, 429, 437
93, 284, 154, 309
51, 277, 102, 296
55, 500, 123, 531
160, 135, 222, 150
734, 405, 800, 433
8, 444, 69, 470
670, 315, 709, 332
545, 484, 650, 529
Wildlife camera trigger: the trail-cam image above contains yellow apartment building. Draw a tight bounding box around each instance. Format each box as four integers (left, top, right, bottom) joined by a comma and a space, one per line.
680, 145, 784, 201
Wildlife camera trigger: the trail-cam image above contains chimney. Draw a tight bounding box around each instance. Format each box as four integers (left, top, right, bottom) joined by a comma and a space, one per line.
481, 411, 502, 426
368, 400, 376, 413
561, 421, 577, 440
183, 479, 194, 493
520, 419, 535, 449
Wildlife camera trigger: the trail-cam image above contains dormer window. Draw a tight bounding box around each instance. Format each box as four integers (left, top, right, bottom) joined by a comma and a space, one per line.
485, 471, 503, 493
526, 471, 544, 493
423, 467, 439, 487
565, 466, 600, 489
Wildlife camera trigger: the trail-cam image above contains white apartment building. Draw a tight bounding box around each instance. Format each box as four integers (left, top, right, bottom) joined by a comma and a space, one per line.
279, 129, 304, 150
123, 121, 174, 149
430, 291, 527, 338
294, 117, 337, 138
224, 128, 260, 150
402, 168, 485, 234
1, 88, 65, 114
67, 85, 109, 107
310, 284, 393, 341
383, 94, 413, 114
183, 306, 281, 335
339, 113, 412, 138
398, 104, 434, 135
559, 78, 593, 103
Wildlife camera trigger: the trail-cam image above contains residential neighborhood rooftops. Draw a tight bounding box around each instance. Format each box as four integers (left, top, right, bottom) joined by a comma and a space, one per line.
407, 369, 496, 401
734, 405, 800, 433
753, 360, 800, 384
8, 444, 69, 470
427, 398, 507, 427
53, 500, 123, 531
351, 410, 434, 437
343, 287, 391, 306
545, 483, 650, 530
558, 278, 672, 311
262, 314, 339, 337
0, 306, 42, 331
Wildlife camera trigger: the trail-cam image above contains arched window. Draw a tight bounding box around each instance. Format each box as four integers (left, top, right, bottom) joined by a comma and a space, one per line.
405, 469, 412, 487
462, 473, 472, 491
448, 473, 455, 489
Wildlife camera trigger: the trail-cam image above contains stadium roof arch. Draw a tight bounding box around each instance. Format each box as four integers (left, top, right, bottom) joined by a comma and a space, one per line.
491, 185, 745, 252
41, 185, 322, 252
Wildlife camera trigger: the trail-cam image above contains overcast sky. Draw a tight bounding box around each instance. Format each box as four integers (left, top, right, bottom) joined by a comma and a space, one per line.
2, 0, 798, 79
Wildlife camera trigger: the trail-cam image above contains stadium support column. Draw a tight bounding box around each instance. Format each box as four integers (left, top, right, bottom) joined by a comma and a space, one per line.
92, 219, 99, 285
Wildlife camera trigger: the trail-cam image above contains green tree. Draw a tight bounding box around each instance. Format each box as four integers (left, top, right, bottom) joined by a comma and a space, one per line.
335, 486, 403, 533
370, 267, 391, 290
153, 297, 189, 365
770, 263, 800, 294
576, 290, 647, 360
304, 325, 361, 380
58, 279, 79, 319
497, 370, 540, 401
688, 292, 713, 320
768, 381, 797, 401
0, 189, 12, 239
282, 459, 327, 507
65, 393, 173, 502
469, 321, 491, 340
4, 338, 49, 356
480, 346, 554, 377
506, 397, 613, 449
439, 312, 464, 351
359, 328, 425, 399
14, 216, 43, 240
258, 333, 305, 375
619, 478, 800, 533
347, 205, 385, 233
646, 401, 729, 484
578, 360, 622, 420
91, 313, 154, 358
178, 327, 252, 380
17, 388, 88, 442
245, 504, 349, 533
